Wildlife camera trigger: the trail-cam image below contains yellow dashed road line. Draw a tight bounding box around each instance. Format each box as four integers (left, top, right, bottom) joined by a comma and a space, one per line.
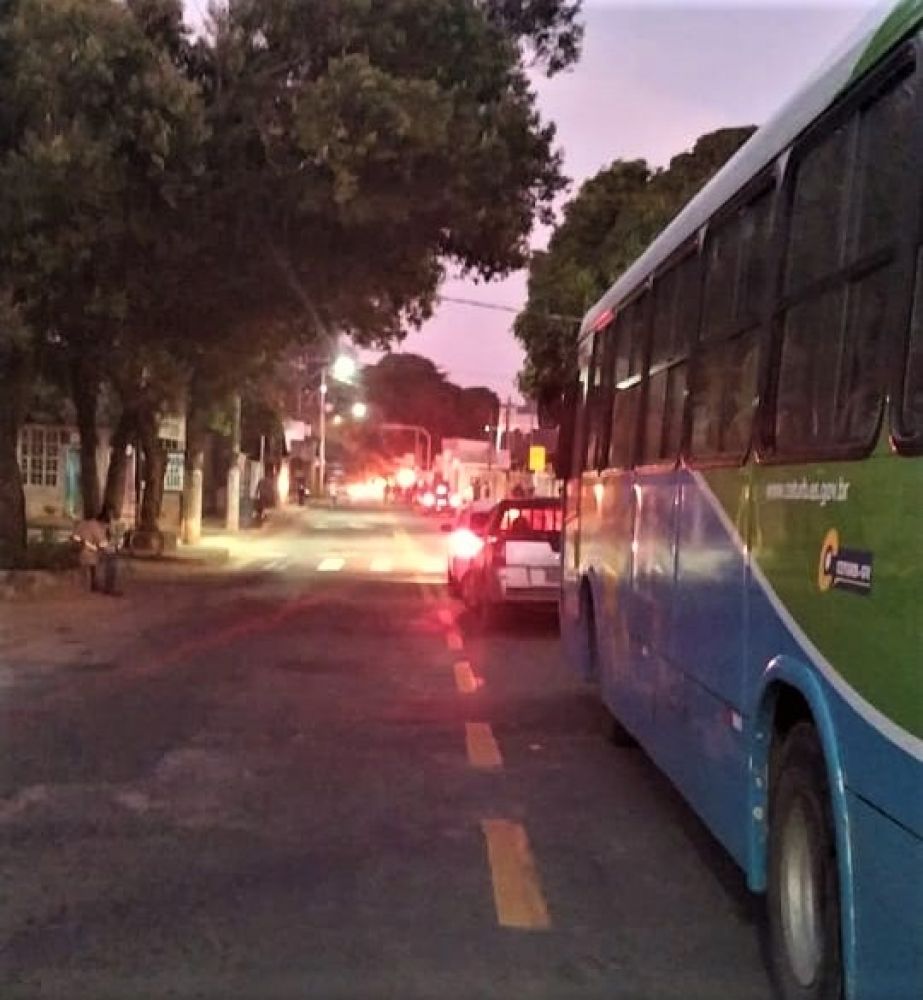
465, 722, 502, 769
481, 819, 551, 931
454, 660, 479, 694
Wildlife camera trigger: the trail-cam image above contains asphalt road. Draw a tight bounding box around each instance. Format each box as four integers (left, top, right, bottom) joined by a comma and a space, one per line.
0, 505, 774, 1000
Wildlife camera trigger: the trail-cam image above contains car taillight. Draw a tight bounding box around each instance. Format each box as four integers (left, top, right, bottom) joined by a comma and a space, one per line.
449, 528, 484, 560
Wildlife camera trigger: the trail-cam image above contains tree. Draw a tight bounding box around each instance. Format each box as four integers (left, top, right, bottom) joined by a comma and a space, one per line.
127, 0, 579, 532
515, 127, 756, 405
0, 0, 205, 546
0, 294, 33, 564
362, 353, 500, 452
0, 0, 582, 554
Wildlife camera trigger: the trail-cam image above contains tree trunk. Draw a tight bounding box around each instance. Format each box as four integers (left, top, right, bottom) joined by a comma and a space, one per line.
182, 414, 206, 545
138, 412, 166, 533
70, 361, 100, 518
0, 388, 27, 567
102, 408, 134, 520
0, 336, 32, 565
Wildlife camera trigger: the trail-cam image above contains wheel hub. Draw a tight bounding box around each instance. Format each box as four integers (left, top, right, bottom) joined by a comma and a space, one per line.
780, 801, 823, 987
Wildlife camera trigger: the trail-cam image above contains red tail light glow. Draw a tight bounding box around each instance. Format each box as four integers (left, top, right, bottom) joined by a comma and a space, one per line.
449, 528, 484, 560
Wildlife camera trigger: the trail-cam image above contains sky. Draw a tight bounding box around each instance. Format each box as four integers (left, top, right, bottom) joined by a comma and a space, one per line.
184, 0, 882, 399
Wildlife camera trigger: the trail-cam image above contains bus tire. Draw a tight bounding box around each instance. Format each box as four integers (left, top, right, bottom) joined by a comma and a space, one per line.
768, 721, 843, 1000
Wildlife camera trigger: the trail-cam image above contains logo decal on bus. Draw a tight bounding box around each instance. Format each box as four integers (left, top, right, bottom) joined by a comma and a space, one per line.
818, 528, 873, 596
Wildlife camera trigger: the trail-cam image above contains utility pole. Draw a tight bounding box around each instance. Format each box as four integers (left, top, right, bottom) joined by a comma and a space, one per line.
226, 393, 241, 531
318, 364, 327, 496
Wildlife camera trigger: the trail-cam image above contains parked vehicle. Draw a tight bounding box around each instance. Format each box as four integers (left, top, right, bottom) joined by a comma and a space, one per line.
461, 497, 562, 626
557, 5, 923, 992
444, 500, 494, 596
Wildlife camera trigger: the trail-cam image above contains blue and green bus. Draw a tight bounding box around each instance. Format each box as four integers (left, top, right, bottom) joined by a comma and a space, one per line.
557, 4, 923, 998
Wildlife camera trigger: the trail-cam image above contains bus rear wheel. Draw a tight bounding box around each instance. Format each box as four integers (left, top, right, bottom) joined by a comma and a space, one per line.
768, 721, 843, 1000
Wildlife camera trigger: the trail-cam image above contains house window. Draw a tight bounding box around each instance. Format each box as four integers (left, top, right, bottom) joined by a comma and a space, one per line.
18, 427, 66, 487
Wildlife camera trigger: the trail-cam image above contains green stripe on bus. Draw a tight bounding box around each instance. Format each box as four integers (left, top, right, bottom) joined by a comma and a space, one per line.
852, 0, 923, 82
703, 462, 923, 743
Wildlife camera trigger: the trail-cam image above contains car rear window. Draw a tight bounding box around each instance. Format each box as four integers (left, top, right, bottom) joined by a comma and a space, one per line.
497, 504, 562, 537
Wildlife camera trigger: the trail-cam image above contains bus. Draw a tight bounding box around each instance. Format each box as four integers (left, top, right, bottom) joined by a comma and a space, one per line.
556, 4, 923, 998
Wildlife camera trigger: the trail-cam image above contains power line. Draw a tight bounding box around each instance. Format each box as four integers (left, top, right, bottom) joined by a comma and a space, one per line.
436, 294, 582, 325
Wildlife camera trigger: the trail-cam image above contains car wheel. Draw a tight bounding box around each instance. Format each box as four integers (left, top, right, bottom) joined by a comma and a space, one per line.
768, 721, 843, 1000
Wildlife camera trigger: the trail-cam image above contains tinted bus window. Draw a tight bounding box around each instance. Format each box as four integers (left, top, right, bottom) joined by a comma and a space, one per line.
785, 123, 850, 292
775, 73, 914, 456
582, 330, 603, 471
854, 76, 916, 254
689, 191, 769, 462
902, 252, 923, 437
640, 252, 697, 465
738, 188, 773, 324
606, 296, 647, 469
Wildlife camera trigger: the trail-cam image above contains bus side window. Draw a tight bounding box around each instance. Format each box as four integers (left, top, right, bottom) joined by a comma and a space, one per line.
688, 188, 770, 463
901, 251, 923, 438
553, 379, 582, 480
582, 330, 603, 473
775, 71, 915, 457
607, 296, 647, 469
640, 249, 698, 466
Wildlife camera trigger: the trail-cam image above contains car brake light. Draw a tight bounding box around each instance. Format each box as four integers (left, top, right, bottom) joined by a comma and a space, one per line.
449, 528, 484, 560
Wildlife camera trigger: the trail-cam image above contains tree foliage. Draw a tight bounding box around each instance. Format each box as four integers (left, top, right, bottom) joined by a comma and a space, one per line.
0, 0, 581, 557
514, 127, 756, 408
363, 353, 500, 450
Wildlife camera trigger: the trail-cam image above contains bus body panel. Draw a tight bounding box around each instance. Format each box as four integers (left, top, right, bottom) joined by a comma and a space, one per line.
848, 789, 923, 1000
563, 459, 923, 998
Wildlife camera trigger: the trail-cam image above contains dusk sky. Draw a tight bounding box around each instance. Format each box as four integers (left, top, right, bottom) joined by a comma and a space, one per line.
185, 1, 881, 398
394, 0, 880, 401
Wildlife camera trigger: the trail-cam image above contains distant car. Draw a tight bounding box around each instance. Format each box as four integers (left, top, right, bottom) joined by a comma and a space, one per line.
461, 497, 563, 626
417, 481, 460, 516
444, 500, 494, 596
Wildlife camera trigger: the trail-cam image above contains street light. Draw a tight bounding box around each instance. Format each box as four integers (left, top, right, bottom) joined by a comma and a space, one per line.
351, 401, 368, 420
332, 354, 357, 382
318, 353, 358, 496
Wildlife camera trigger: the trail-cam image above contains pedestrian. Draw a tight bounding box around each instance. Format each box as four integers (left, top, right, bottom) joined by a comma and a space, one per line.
72, 507, 120, 595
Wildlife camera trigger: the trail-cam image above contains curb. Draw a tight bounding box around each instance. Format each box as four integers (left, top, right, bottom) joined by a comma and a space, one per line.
128, 547, 231, 568
0, 568, 83, 601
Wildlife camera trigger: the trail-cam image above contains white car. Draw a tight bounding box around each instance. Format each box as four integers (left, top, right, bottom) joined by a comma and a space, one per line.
444, 500, 494, 596
461, 497, 562, 626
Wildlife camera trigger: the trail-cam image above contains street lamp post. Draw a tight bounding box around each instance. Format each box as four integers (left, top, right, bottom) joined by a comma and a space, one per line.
318, 364, 328, 497
314, 353, 357, 497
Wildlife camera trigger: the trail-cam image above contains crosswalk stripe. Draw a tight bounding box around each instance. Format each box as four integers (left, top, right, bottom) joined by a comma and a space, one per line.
317, 557, 345, 572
